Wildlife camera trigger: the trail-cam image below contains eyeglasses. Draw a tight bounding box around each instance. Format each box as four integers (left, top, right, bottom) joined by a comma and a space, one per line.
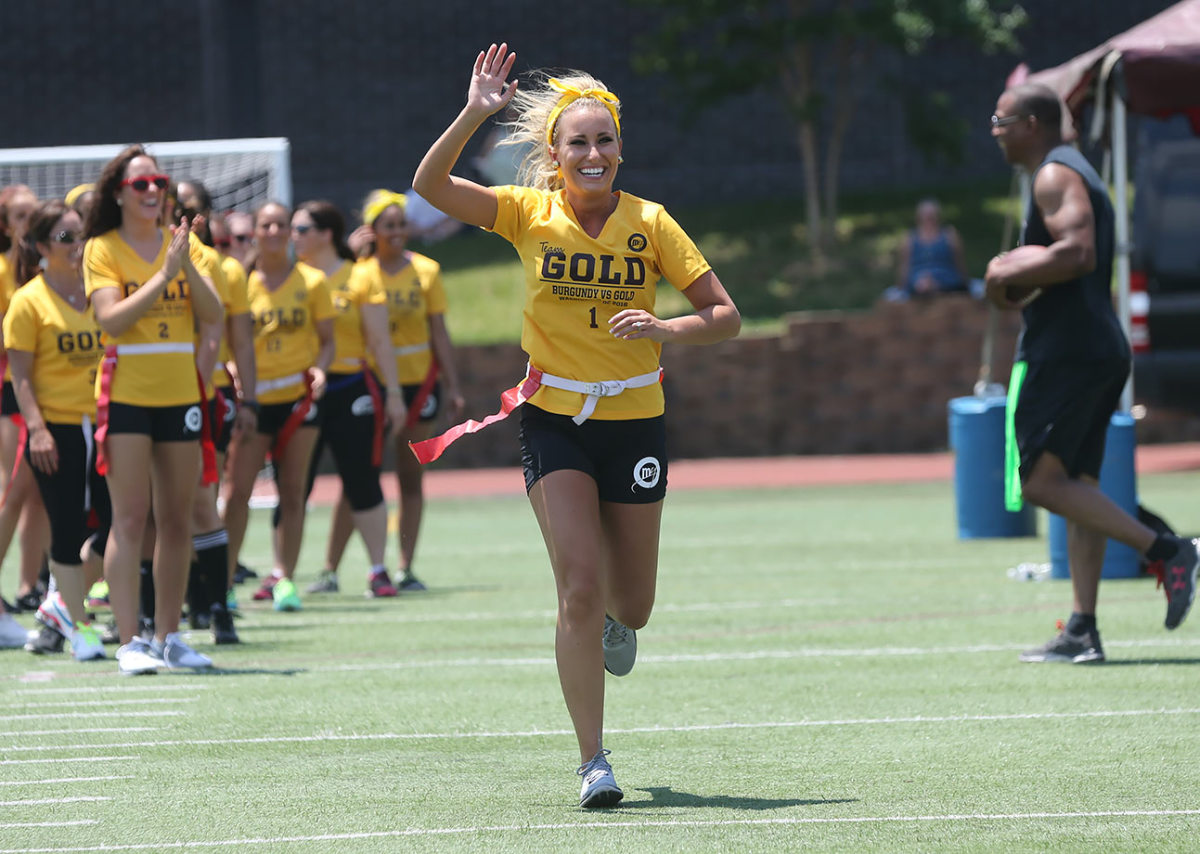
120, 175, 169, 192
51, 231, 82, 244
291, 224, 313, 235
990, 114, 1024, 129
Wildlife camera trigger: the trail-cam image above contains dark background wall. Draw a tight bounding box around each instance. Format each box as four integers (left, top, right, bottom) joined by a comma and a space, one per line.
0, 0, 1178, 215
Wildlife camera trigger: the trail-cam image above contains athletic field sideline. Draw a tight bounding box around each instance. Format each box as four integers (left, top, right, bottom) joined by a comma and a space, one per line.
291, 441, 1200, 503
3, 452, 1199, 852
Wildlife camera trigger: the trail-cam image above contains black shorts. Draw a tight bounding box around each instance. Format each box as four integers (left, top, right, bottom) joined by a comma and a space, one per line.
0, 382, 17, 417
403, 381, 441, 423
519, 403, 667, 504
28, 421, 111, 564
209, 386, 238, 454
106, 401, 203, 442
257, 396, 320, 437
1015, 357, 1129, 482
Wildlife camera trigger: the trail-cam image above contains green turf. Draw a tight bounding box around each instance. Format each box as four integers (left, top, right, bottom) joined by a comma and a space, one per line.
2, 472, 1200, 852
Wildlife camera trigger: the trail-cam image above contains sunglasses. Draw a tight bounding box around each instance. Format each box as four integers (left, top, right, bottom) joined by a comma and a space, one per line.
230, 233, 253, 243
291, 224, 314, 235
52, 230, 82, 244
990, 114, 1024, 129
120, 175, 169, 192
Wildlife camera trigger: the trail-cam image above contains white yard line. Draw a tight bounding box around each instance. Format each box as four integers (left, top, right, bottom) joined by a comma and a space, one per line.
11, 685, 207, 695
5, 707, 1197, 752
0, 729, 158, 738
0, 776, 133, 787
0, 699, 196, 710
0, 711, 183, 722
0, 796, 111, 806
0, 756, 138, 765
0, 809, 1197, 852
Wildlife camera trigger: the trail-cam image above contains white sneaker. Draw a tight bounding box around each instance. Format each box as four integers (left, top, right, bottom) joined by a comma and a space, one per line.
153, 632, 212, 670
577, 749, 623, 808
602, 615, 637, 676
0, 613, 27, 648
36, 592, 73, 636
116, 637, 162, 675
70, 623, 106, 662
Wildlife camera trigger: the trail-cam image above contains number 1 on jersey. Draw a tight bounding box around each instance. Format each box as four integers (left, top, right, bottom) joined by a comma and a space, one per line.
589, 306, 598, 329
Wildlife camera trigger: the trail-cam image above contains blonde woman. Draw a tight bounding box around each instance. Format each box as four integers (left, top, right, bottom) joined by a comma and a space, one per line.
412, 44, 740, 806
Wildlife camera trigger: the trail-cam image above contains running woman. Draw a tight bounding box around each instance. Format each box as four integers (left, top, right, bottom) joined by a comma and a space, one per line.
224, 202, 334, 613
284, 200, 405, 598
332, 190, 464, 593
6, 199, 110, 661
83, 145, 225, 675
412, 44, 740, 807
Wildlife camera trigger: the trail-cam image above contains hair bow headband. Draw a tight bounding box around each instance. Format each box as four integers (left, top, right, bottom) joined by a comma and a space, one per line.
363, 190, 407, 226
545, 78, 622, 149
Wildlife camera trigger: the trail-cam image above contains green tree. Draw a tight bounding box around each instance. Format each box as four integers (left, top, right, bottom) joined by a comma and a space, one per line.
632, 0, 1027, 256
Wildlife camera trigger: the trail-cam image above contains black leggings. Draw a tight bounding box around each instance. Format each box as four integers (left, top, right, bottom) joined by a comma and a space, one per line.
28, 421, 111, 564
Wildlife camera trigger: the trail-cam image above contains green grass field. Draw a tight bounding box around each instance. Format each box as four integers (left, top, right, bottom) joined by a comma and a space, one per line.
2, 471, 1200, 852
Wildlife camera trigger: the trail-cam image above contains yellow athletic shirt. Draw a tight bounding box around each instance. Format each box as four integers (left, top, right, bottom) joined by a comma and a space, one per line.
489, 186, 711, 419
246, 262, 335, 404
327, 260, 384, 373
0, 254, 17, 382
352, 253, 444, 385
213, 255, 249, 388
3, 275, 105, 425
82, 229, 211, 407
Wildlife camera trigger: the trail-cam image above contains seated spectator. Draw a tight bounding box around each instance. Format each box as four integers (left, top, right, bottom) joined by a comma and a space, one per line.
885, 199, 969, 301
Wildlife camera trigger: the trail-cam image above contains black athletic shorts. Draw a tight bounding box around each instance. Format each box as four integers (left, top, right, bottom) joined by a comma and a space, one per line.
518, 403, 667, 504
257, 396, 320, 437
0, 382, 17, 417
1014, 356, 1129, 482
314, 371, 384, 511
106, 401, 203, 442
27, 421, 111, 564
403, 381, 441, 423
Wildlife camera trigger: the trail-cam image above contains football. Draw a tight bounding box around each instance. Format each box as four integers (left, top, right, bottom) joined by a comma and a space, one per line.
998, 244, 1048, 306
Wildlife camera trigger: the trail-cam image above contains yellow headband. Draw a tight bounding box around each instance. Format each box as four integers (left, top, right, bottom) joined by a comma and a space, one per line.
545, 78, 621, 149
363, 190, 407, 226
65, 183, 94, 207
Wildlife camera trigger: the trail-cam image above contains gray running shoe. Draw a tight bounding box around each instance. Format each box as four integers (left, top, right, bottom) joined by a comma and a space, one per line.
306, 571, 339, 594
71, 623, 106, 662
1150, 537, 1199, 630
1019, 624, 1104, 663
577, 749, 623, 808
117, 637, 162, 676
24, 622, 65, 655
602, 615, 637, 676
153, 632, 213, 670
396, 571, 426, 592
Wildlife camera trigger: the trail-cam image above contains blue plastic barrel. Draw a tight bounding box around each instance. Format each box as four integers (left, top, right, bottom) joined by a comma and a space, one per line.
1048, 413, 1140, 579
948, 396, 1039, 539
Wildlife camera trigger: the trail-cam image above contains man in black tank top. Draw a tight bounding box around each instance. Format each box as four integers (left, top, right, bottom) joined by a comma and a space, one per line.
985, 82, 1197, 663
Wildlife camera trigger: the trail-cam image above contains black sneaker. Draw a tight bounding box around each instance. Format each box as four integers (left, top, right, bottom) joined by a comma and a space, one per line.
189, 609, 211, 630
1148, 537, 1199, 630
211, 606, 239, 645
396, 571, 427, 592
15, 590, 43, 613
25, 623, 65, 655
233, 563, 258, 584
1019, 623, 1104, 664
100, 621, 121, 645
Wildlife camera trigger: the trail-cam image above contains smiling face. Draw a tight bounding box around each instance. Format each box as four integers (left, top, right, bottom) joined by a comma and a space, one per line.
118, 155, 168, 228
371, 204, 408, 259
39, 209, 85, 272
290, 208, 324, 263
254, 203, 291, 261
551, 103, 622, 198
5, 189, 37, 243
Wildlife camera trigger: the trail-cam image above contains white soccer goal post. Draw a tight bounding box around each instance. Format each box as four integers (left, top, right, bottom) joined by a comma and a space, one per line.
0, 137, 291, 212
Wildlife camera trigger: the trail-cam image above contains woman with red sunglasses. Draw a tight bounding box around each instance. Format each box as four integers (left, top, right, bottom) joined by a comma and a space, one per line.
82, 145, 224, 675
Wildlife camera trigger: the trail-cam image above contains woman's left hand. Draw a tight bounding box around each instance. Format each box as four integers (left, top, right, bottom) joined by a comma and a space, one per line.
309, 367, 327, 401
27, 426, 58, 475
609, 310, 666, 342
445, 390, 466, 422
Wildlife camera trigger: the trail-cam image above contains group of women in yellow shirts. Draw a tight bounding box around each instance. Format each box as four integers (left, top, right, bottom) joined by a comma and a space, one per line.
0, 149, 461, 675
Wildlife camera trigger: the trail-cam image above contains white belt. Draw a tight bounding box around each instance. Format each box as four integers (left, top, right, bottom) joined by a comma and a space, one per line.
256, 372, 305, 396
394, 342, 430, 357
116, 343, 194, 355
535, 367, 662, 425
